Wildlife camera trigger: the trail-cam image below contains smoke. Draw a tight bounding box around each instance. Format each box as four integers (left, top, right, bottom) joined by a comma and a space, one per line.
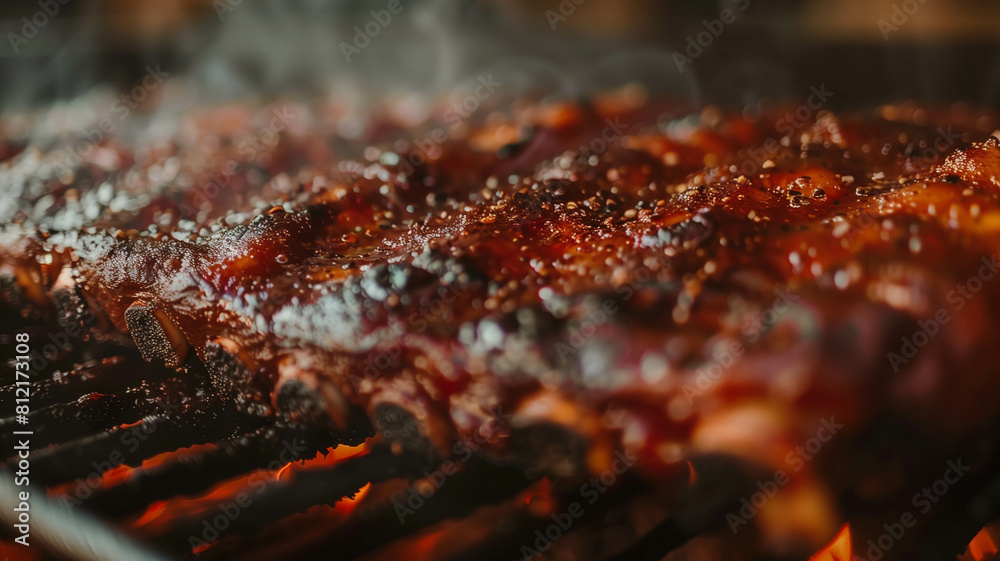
177, 1, 700, 106
2, 0, 997, 149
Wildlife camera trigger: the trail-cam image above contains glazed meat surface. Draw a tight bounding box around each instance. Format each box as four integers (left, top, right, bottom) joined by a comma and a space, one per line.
4, 100, 1000, 553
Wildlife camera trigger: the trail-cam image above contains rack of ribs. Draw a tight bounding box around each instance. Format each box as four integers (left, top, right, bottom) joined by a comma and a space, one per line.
3, 98, 1000, 559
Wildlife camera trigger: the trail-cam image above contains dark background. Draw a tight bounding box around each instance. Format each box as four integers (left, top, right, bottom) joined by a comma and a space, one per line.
0, 0, 998, 111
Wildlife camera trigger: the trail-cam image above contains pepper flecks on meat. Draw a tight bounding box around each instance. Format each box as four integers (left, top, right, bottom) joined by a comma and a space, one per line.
3, 100, 1000, 550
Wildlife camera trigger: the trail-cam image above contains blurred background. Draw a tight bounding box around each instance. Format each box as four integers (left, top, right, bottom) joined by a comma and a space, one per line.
0, 0, 998, 112
0, 3, 999, 561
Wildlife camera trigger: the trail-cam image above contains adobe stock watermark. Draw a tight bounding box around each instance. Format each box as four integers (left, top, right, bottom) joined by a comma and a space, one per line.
852, 458, 970, 561
879, 0, 930, 40
520, 449, 638, 559
49, 65, 169, 177
552, 299, 621, 364
682, 286, 799, 403
339, 0, 414, 63
187, 438, 309, 552
545, 0, 588, 31
727, 417, 844, 533
729, 84, 834, 176
348, 283, 467, 393
367, 73, 502, 181
672, 0, 751, 72
6, 0, 72, 54
550, 258, 652, 363
906, 126, 962, 166
22, 303, 98, 375
577, 116, 629, 156
390, 406, 513, 524
773, 85, 835, 137
55, 401, 182, 511
212, 0, 254, 20
212, 0, 241, 20
887, 255, 998, 373
514, 116, 630, 238
178, 105, 296, 220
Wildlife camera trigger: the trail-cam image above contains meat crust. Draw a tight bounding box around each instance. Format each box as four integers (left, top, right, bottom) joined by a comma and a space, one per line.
4, 100, 1000, 549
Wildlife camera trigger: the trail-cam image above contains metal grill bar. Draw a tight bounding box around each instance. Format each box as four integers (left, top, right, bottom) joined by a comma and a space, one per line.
0, 357, 175, 411
600, 517, 696, 561
275, 458, 536, 561
439, 476, 648, 561
0, 380, 193, 453
22, 401, 267, 485
149, 445, 426, 554
79, 422, 370, 518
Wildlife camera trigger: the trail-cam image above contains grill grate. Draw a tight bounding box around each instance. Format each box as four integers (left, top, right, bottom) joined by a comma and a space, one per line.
0, 334, 698, 561
0, 307, 672, 561
3, 280, 1000, 561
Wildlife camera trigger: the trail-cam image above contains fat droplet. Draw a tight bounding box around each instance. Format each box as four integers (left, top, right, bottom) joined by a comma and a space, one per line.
275, 254, 288, 264
834, 270, 850, 290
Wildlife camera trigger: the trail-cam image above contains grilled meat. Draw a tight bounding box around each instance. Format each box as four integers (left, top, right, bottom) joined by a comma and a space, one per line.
3, 99, 1000, 557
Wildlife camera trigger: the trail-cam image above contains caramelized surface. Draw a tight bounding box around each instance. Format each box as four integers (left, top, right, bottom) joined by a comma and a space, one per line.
4, 100, 1000, 552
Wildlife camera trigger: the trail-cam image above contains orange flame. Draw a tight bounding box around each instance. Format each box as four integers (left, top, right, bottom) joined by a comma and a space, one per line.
524, 478, 554, 517
811, 524, 852, 561
131, 500, 168, 528
271, 441, 372, 484
46, 444, 216, 497
275, 462, 293, 482
98, 465, 135, 488
334, 482, 371, 516
412, 529, 447, 557
967, 526, 999, 561
686, 460, 698, 485
129, 441, 373, 533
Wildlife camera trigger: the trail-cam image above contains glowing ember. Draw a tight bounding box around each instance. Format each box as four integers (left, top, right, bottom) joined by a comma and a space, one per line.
811, 524, 852, 561
93, 464, 134, 489
275, 462, 293, 482
131, 500, 168, 528
686, 460, 698, 485
46, 443, 217, 497
333, 482, 372, 516
413, 529, 448, 556
273, 441, 373, 484
299, 441, 371, 469
129, 441, 373, 534
525, 478, 554, 517
964, 525, 1000, 561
